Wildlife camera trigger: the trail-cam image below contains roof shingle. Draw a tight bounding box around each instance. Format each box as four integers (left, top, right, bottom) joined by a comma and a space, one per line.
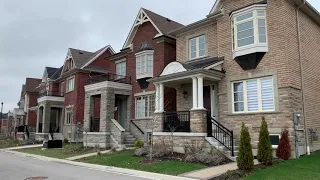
25, 78, 42, 93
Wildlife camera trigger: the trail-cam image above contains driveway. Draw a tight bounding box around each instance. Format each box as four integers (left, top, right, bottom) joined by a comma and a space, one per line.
0, 151, 149, 180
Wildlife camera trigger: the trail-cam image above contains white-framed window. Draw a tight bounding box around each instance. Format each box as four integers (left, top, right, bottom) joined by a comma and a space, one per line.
231, 5, 268, 58
65, 107, 73, 125
60, 82, 65, 96
270, 134, 280, 148
67, 77, 75, 92
135, 94, 155, 118
189, 35, 206, 60
136, 50, 154, 79
232, 76, 274, 113
116, 60, 126, 77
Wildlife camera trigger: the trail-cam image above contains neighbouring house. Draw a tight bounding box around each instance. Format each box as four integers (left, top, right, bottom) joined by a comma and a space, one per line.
149, 0, 320, 159
83, 8, 183, 148
0, 113, 8, 134
35, 46, 115, 142
13, 85, 26, 129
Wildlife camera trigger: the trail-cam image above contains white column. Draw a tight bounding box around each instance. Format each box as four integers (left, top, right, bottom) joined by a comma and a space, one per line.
155, 83, 160, 112
192, 77, 198, 110
159, 83, 164, 112
197, 76, 204, 109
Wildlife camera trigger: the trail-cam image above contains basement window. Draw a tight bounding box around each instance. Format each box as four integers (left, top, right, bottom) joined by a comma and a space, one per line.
270, 134, 280, 148
231, 4, 268, 58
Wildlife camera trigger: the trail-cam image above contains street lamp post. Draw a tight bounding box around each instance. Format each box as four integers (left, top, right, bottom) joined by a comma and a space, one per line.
0, 102, 3, 134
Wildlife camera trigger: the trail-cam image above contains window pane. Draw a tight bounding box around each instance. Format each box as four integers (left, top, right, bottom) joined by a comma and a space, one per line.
234, 102, 244, 112
238, 36, 254, 47
258, 19, 266, 27
199, 43, 205, 50
257, 10, 266, 17
233, 82, 243, 92
258, 27, 266, 35
247, 80, 259, 111
236, 12, 253, 22
259, 35, 266, 43
199, 50, 205, 57
237, 28, 254, 40
234, 92, 243, 102
237, 21, 253, 32
190, 38, 196, 46
191, 52, 196, 59
261, 78, 274, 110
199, 35, 205, 43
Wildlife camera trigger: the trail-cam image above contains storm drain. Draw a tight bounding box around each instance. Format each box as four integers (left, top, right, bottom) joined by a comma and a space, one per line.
25, 177, 48, 180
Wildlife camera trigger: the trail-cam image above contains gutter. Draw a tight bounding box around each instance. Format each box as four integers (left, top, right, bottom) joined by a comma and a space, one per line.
296, 0, 309, 155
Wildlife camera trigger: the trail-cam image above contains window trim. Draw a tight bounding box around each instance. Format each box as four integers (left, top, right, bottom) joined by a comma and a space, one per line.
135, 94, 155, 119
189, 34, 207, 60
65, 106, 73, 125
230, 4, 268, 58
135, 50, 154, 79
231, 76, 275, 114
66, 76, 75, 93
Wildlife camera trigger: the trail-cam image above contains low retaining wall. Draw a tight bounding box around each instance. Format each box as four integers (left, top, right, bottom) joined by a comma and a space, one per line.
83, 132, 111, 148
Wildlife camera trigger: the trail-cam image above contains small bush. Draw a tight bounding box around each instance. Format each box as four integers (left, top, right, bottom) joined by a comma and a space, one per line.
64, 138, 69, 144
134, 140, 144, 148
276, 128, 291, 160
183, 140, 204, 155
237, 122, 254, 170
134, 147, 148, 157
257, 117, 273, 165
147, 139, 170, 158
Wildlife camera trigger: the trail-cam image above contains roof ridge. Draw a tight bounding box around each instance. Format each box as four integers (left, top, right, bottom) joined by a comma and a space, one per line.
69, 47, 93, 54
141, 8, 184, 26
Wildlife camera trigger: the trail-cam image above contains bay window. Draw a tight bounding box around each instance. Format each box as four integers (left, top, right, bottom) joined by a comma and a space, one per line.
189, 35, 206, 60
135, 94, 155, 118
232, 76, 274, 113
136, 50, 154, 79
231, 5, 268, 58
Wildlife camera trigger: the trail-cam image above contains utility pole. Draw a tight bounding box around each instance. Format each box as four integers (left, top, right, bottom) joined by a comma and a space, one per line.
0, 102, 3, 134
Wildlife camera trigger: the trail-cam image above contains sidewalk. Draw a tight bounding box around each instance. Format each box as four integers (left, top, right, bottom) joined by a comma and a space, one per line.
1, 149, 198, 180
5, 144, 42, 150
181, 160, 259, 180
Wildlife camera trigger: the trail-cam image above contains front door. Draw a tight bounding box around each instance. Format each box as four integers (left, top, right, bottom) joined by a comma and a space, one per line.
203, 85, 217, 120
118, 97, 127, 128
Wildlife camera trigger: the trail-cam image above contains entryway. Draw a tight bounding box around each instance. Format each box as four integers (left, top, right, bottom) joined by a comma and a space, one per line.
204, 84, 218, 120
115, 95, 128, 128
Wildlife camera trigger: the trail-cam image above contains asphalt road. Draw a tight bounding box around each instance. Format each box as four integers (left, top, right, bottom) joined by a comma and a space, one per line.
0, 151, 149, 180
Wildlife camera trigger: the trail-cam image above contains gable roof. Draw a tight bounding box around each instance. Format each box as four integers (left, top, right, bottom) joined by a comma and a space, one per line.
69, 48, 93, 69
50, 66, 63, 80
46, 67, 59, 78
25, 78, 42, 93
80, 45, 115, 69
20, 84, 26, 98
122, 8, 184, 49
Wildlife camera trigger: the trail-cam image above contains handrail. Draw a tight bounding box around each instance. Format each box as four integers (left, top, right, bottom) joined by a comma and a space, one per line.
130, 120, 144, 135
207, 113, 234, 157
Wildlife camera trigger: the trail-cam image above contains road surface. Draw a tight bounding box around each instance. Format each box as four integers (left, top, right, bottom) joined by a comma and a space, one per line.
0, 151, 149, 180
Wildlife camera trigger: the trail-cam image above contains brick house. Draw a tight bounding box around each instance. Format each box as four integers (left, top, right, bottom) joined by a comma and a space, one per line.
35, 46, 115, 142
83, 8, 183, 148
149, 0, 320, 159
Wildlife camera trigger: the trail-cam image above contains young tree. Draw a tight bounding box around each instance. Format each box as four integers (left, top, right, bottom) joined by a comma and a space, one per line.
257, 116, 273, 165
237, 122, 254, 170
276, 128, 291, 160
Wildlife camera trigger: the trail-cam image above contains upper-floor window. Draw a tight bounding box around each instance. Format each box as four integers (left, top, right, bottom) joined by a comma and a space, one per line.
67, 76, 75, 92
231, 5, 268, 58
60, 82, 65, 96
189, 35, 206, 60
136, 50, 154, 79
116, 60, 126, 77
232, 76, 274, 113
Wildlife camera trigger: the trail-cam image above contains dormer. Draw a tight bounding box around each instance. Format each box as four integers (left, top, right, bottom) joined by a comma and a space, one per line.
63, 50, 75, 72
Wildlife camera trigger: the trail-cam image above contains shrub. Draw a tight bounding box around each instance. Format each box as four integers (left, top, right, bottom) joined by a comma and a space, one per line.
237, 122, 254, 170
147, 139, 170, 158
257, 117, 273, 165
134, 147, 148, 157
134, 140, 144, 148
276, 128, 291, 160
183, 140, 204, 155
64, 138, 69, 144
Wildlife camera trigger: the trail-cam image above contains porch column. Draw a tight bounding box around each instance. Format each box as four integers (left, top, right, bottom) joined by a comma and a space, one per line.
192, 77, 198, 110
159, 83, 164, 112
36, 107, 39, 133
155, 83, 160, 112
197, 76, 204, 109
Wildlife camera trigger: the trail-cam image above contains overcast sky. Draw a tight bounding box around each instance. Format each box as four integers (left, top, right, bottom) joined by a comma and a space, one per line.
0, 0, 320, 112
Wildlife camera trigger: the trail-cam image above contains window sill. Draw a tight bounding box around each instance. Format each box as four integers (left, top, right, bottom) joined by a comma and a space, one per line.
233, 43, 268, 59
227, 111, 281, 116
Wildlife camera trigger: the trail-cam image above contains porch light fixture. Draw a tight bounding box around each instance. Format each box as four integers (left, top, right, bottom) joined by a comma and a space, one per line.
183, 90, 188, 99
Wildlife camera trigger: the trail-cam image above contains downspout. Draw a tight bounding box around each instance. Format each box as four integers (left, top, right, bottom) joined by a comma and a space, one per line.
296, 0, 309, 155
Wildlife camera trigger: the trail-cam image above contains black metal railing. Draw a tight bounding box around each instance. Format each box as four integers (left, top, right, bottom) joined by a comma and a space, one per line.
207, 113, 234, 157
90, 117, 100, 132
163, 111, 190, 132
131, 120, 144, 134
38, 123, 43, 133
39, 91, 64, 98
87, 73, 131, 85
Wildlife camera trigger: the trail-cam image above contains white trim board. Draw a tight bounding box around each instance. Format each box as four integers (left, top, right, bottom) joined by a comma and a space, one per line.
85, 81, 132, 92
153, 132, 207, 137
37, 96, 65, 103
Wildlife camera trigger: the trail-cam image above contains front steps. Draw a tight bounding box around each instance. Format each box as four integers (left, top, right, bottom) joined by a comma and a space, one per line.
205, 136, 239, 161
124, 132, 137, 147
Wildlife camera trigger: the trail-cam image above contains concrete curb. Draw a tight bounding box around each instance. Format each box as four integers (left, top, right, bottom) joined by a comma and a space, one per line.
1, 149, 198, 180
3, 144, 43, 150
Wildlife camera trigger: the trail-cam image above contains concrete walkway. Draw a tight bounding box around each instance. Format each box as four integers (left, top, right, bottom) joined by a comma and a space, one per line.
1, 149, 197, 180
181, 160, 259, 180
4, 144, 43, 150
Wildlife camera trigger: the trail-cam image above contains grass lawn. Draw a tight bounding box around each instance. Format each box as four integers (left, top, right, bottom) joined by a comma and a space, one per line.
78, 149, 207, 175
15, 143, 99, 159
245, 151, 320, 180
0, 139, 17, 149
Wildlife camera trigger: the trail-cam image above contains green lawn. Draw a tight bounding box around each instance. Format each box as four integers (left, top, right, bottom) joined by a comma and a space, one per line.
78, 149, 207, 175
15, 143, 99, 159
0, 139, 17, 149
245, 151, 320, 180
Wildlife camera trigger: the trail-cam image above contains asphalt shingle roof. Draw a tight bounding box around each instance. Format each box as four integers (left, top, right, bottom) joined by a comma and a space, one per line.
182, 57, 224, 70
69, 48, 93, 69
46, 67, 59, 78
50, 66, 63, 80
25, 78, 42, 93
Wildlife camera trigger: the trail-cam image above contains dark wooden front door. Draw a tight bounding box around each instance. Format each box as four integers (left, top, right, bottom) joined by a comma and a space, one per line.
203, 86, 211, 114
